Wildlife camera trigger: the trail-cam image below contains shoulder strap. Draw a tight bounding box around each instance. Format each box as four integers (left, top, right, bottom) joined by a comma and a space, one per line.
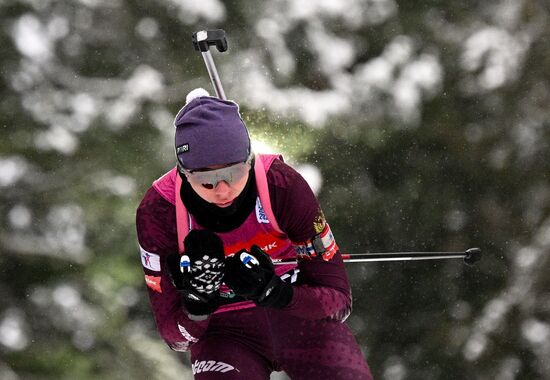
255, 154, 283, 234
175, 173, 189, 253
152, 167, 178, 205
151, 167, 188, 253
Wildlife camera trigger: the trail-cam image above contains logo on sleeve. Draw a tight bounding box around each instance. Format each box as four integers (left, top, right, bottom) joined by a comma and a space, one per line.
255, 198, 269, 224
140, 245, 161, 271
178, 324, 199, 343
293, 223, 338, 261
145, 275, 162, 293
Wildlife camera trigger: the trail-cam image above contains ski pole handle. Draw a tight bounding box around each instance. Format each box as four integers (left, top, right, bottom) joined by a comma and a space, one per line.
192, 29, 228, 100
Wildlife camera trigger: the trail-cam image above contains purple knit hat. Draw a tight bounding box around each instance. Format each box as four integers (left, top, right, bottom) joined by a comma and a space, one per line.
174, 89, 251, 171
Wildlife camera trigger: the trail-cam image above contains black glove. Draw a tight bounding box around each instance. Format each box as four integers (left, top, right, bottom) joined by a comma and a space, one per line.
224, 245, 293, 309
167, 229, 225, 319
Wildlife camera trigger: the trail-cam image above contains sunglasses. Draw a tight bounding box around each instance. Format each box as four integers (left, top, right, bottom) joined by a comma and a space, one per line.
179, 154, 253, 189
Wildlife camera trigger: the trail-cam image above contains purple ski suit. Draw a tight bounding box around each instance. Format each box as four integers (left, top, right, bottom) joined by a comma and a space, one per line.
136, 155, 373, 379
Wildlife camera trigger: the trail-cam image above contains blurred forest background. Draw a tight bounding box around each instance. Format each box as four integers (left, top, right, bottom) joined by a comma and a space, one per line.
1, 0, 549, 379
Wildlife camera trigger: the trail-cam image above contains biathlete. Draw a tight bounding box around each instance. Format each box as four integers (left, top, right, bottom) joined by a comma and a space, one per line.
136, 88, 373, 379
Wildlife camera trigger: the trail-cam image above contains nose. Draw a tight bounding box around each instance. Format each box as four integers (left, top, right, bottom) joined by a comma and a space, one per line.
214, 180, 231, 196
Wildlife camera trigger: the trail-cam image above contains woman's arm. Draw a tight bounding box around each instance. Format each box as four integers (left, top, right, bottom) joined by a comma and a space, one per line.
136, 187, 210, 351
268, 159, 352, 321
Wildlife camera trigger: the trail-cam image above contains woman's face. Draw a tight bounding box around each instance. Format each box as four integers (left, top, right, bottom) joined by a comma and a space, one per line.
187, 164, 250, 208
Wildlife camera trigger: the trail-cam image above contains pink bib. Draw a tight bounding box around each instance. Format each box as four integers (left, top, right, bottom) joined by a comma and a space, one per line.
152, 154, 297, 312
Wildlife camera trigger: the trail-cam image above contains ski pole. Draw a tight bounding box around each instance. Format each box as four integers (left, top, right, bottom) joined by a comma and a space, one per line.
192, 29, 228, 100
273, 248, 481, 266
